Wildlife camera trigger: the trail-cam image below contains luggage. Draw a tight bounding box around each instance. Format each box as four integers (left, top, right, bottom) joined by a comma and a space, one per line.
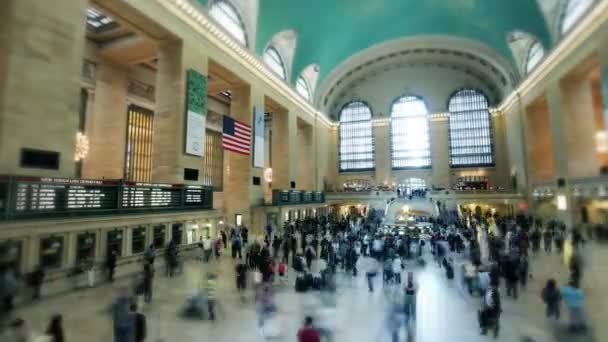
312, 273, 323, 290
295, 274, 309, 292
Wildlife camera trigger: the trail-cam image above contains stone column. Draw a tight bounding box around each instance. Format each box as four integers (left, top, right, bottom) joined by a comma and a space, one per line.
82, 61, 129, 179
0, 0, 88, 177
374, 122, 391, 184
271, 110, 297, 189
152, 40, 208, 183
297, 118, 314, 190
430, 117, 450, 188
224, 85, 254, 227
561, 76, 599, 178
66, 232, 78, 268
546, 82, 574, 226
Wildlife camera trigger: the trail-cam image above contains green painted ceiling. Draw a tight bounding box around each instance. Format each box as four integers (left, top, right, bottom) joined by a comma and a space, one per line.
196, 1, 552, 84
256, 0, 551, 83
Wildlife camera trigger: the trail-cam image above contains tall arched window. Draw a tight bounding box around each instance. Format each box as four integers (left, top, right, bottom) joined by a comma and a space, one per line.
263, 47, 286, 80
525, 41, 545, 74
560, 0, 595, 35
339, 101, 375, 171
390, 96, 431, 169
296, 76, 311, 100
448, 89, 494, 167
209, 0, 247, 46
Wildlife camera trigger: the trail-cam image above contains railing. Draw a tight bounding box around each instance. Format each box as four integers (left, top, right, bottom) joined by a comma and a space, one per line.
271, 190, 325, 206
0, 175, 213, 220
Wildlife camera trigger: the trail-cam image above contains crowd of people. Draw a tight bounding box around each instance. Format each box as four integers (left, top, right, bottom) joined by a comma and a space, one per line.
0, 207, 598, 341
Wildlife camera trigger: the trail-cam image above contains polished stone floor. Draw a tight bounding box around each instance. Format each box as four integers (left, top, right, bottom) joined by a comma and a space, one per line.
11, 243, 608, 342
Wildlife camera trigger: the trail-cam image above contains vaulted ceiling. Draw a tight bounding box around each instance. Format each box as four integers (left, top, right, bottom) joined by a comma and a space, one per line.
255, 0, 552, 83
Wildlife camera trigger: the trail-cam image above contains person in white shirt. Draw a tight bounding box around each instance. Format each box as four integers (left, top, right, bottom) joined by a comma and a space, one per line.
357, 256, 379, 292
202, 236, 213, 262
392, 257, 403, 284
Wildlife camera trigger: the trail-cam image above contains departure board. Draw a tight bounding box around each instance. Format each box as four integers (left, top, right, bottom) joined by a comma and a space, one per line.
302, 191, 313, 203
122, 182, 182, 208
313, 191, 324, 203
288, 191, 301, 203
12, 177, 119, 214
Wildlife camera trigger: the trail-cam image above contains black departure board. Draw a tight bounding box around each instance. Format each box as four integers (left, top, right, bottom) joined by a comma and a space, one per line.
184, 185, 212, 208
122, 182, 182, 208
302, 191, 313, 203
313, 191, 324, 202
272, 189, 325, 206
1, 176, 214, 220
289, 191, 301, 203
12, 177, 119, 215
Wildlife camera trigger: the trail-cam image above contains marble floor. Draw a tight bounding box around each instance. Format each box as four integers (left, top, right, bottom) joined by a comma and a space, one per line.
10, 243, 608, 342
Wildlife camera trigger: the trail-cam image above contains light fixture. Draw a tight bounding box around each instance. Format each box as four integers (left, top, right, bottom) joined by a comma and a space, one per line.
596, 131, 608, 152
218, 220, 224, 225
556, 195, 568, 211
75, 132, 90, 161
264, 168, 273, 183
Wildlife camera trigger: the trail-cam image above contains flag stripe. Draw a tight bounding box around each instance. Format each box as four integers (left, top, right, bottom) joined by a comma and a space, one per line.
222, 116, 251, 155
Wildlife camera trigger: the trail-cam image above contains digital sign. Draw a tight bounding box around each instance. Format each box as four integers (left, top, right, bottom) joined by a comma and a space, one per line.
13, 177, 119, 214
122, 183, 182, 209
271, 189, 325, 206
2, 176, 213, 220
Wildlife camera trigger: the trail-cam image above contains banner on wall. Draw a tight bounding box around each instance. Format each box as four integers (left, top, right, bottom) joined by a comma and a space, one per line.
252, 106, 265, 168
185, 69, 207, 156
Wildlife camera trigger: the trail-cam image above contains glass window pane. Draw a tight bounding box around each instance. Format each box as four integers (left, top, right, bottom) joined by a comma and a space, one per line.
525, 41, 545, 74
390, 96, 431, 169
263, 47, 286, 80
209, 1, 247, 46
448, 89, 494, 167
561, 0, 595, 34
339, 101, 375, 171
296, 76, 311, 100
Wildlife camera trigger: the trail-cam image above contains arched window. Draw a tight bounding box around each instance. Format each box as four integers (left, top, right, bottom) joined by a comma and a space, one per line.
560, 0, 595, 35
339, 101, 375, 171
525, 41, 545, 74
390, 96, 431, 169
296, 76, 311, 100
263, 47, 286, 80
209, 0, 247, 46
448, 89, 494, 167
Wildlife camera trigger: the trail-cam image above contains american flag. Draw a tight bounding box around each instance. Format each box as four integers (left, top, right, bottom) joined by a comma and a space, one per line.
222, 116, 251, 155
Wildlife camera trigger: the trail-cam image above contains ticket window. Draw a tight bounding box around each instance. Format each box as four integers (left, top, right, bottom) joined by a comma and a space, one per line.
153, 225, 166, 249
39, 236, 64, 269
75, 232, 96, 265
107, 230, 123, 257
171, 223, 183, 245
186, 224, 199, 245
131, 227, 147, 254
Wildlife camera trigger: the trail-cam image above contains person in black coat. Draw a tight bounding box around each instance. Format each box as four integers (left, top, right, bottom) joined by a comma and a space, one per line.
106, 250, 117, 282
45, 314, 64, 342
143, 264, 154, 303
130, 304, 146, 342
504, 254, 520, 299
29, 266, 45, 300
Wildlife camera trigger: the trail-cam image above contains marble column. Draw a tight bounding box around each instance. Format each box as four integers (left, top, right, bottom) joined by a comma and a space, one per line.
561, 75, 599, 178
224, 85, 254, 227
82, 61, 129, 179
152, 40, 208, 184
430, 117, 450, 188
0, 0, 88, 177
271, 110, 297, 189
546, 82, 574, 227
296, 118, 314, 190
374, 122, 391, 184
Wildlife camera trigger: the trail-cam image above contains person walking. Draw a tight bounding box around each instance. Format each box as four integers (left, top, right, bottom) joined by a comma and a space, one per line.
231, 234, 242, 259
144, 244, 155, 266
112, 290, 135, 342
206, 273, 218, 321
297, 316, 320, 342
202, 236, 213, 262
543, 229, 553, 253
221, 230, 228, 249
142, 264, 154, 303
561, 280, 586, 332
45, 314, 65, 342
358, 255, 379, 292
106, 250, 117, 282
541, 279, 561, 319
28, 266, 45, 300
130, 304, 146, 342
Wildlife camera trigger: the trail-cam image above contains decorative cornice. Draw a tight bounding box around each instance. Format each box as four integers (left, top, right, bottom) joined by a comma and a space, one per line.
164, 0, 332, 128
